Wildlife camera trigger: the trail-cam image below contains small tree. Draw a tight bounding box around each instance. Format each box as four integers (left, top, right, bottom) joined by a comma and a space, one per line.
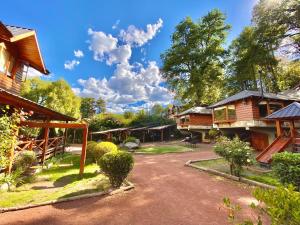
99, 150, 134, 188
214, 136, 254, 176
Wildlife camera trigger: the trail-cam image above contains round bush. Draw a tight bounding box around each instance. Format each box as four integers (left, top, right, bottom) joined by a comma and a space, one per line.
86, 141, 97, 160
124, 136, 137, 143
98, 150, 134, 188
13, 151, 36, 172
88, 142, 118, 163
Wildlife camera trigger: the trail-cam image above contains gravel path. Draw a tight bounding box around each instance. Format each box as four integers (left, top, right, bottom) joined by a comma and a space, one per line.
0, 149, 266, 225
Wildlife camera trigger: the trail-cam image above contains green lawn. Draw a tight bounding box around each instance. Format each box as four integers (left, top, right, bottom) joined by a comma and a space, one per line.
0, 153, 110, 208
193, 158, 280, 186
138, 145, 193, 154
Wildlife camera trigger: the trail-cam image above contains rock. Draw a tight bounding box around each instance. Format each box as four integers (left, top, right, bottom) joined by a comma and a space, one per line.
0, 182, 9, 192
124, 142, 139, 150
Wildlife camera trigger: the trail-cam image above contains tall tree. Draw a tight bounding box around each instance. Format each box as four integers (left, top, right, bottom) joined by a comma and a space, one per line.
151, 104, 164, 117
253, 0, 300, 59
96, 98, 106, 113
80, 97, 106, 118
21, 77, 81, 118
161, 10, 230, 106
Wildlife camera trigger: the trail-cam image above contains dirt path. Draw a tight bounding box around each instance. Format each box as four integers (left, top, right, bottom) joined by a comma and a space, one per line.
0, 150, 264, 225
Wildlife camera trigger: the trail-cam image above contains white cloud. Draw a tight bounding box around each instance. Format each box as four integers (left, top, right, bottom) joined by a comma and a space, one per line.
64, 60, 80, 70
88, 28, 118, 62
112, 20, 120, 30
74, 61, 173, 113
74, 50, 84, 58
27, 67, 44, 78
120, 18, 163, 46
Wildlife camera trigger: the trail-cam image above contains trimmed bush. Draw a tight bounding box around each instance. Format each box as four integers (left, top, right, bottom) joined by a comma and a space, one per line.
98, 150, 134, 188
87, 141, 118, 163
272, 152, 300, 190
214, 136, 254, 176
86, 141, 97, 160
13, 151, 36, 172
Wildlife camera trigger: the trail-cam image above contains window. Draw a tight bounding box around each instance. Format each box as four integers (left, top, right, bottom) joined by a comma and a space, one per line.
214, 105, 236, 122
259, 101, 283, 117
0, 44, 15, 77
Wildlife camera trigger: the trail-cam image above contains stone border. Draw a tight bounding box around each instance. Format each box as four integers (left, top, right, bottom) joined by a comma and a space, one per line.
185, 158, 275, 190
0, 180, 134, 213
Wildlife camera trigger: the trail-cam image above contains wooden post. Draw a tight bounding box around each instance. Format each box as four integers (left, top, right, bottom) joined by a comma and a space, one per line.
73, 130, 76, 144
289, 120, 295, 138
161, 129, 164, 142
42, 127, 49, 165
143, 131, 145, 143
79, 126, 88, 176
276, 120, 282, 137
63, 128, 68, 154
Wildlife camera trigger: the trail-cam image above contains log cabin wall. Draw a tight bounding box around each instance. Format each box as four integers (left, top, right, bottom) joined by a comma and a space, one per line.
189, 114, 212, 126
0, 40, 24, 95
235, 99, 256, 121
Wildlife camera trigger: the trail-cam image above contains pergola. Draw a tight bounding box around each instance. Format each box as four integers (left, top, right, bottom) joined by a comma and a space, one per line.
265, 102, 300, 139
89, 128, 130, 142
148, 124, 175, 142
0, 88, 88, 176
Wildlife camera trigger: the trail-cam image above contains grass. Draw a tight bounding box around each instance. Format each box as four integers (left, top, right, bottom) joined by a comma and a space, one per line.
138, 145, 193, 154
193, 158, 281, 186
0, 153, 110, 208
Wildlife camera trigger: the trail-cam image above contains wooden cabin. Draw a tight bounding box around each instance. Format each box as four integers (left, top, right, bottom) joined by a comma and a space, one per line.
176, 107, 212, 143
209, 90, 300, 151
0, 22, 87, 175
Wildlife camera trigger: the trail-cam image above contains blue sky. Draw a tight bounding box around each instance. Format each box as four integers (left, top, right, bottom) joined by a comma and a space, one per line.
3, 0, 257, 112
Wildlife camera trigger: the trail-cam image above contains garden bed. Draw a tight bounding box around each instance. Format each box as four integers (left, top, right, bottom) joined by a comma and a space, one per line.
190, 158, 280, 187
136, 145, 194, 154
0, 153, 113, 209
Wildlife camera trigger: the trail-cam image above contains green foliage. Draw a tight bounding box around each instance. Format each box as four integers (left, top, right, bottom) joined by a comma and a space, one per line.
123, 111, 134, 119
272, 152, 300, 190
87, 141, 117, 163
21, 77, 81, 118
151, 104, 165, 116
99, 150, 134, 188
208, 128, 222, 141
129, 111, 174, 127
0, 107, 20, 169
253, 186, 300, 225
0, 169, 24, 189
88, 114, 125, 133
124, 136, 137, 143
161, 9, 230, 106
80, 97, 106, 118
214, 136, 254, 176
13, 151, 36, 172
277, 60, 300, 91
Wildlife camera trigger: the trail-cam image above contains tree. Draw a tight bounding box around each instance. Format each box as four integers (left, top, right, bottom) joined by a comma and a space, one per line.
80, 97, 96, 118
80, 97, 106, 118
123, 111, 134, 119
161, 9, 230, 106
226, 26, 279, 95
151, 104, 164, 117
21, 77, 81, 118
277, 60, 300, 90
253, 0, 300, 59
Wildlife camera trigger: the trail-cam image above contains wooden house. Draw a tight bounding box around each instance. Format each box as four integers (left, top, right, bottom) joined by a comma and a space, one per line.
0, 22, 87, 175
209, 90, 300, 151
176, 107, 212, 142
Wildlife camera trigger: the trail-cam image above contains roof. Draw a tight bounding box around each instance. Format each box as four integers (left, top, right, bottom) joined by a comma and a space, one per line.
0, 21, 49, 74
209, 90, 300, 108
5, 25, 33, 37
177, 107, 211, 116
148, 124, 175, 130
0, 88, 76, 121
90, 127, 129, 135
266, 102, 300, 120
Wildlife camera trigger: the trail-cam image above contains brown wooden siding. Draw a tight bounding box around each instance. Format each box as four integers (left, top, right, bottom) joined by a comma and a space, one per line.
178, 114, 212, 127
0, 72, 21, 95
235, 99, 255, 121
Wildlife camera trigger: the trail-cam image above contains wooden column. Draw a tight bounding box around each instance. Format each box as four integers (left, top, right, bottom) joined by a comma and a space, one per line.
161, 129, 164, 142
289, 120, 295, 138
143, 131, 145, 143
41, 127, 49, 164
63, 128, 68, 154
276, 120, 282, 137
79, 126, 88, 176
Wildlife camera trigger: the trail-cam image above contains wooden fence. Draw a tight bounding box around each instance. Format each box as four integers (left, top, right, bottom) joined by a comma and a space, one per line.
15, 136, 65, 163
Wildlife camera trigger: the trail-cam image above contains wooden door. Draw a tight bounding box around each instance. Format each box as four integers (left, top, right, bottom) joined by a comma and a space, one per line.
250, 131, 269, 151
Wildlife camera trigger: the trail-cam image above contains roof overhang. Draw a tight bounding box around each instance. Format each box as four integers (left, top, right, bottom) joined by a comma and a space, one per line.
0, 88, 76, 121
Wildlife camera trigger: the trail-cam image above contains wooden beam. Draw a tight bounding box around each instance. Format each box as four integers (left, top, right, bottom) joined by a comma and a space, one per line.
276, 120, 282, 137
20, 121, 87, 129
289, 121, 295, 138
79, 126, 88, 176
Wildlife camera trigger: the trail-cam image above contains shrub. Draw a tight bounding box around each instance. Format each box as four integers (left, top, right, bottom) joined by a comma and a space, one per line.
86, 141, 97, 160
222, 186, 300, 225
208, 128, 222, 141
272, 152, 300, 190
124, 136, 137, 143
87, 142, 117, 163
214, 136, 254, 176
13, 151, 36, 172
98, 150, 134, 188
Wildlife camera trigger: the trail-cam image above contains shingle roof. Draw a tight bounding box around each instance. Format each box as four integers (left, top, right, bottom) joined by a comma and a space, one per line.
5, 25, 33, 37
177, 107, 211, 116
266, 102, 300, 120
209, 90, 300, 108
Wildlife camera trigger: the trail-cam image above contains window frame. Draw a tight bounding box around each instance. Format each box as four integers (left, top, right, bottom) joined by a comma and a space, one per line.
213, 105, 236, 123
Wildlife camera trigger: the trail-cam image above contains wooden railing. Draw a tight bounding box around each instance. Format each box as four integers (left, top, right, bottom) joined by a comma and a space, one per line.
15, 136, 65, 163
